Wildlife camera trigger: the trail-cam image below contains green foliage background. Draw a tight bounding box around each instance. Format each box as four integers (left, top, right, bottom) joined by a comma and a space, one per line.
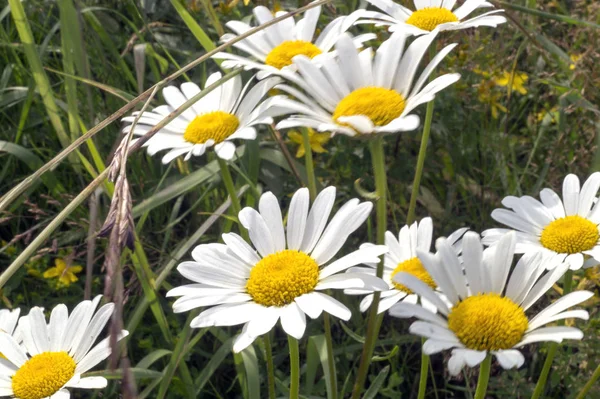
0, 0, 599, 397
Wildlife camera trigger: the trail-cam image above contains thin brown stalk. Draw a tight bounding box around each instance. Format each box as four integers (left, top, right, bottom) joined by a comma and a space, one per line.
269, 125, 303, 186
84, 188, 100, 300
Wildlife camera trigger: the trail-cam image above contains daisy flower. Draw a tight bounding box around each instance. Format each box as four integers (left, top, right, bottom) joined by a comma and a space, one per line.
273, 31, 460, 137
0, 296, 128, 399
356, 0, 506, 36
121, 73, 284, 164
482, 173, 600, 270
390, 231, 592, 375
345, 218, 467, 314
167, 187, 388, 352
213, 3, 375, 78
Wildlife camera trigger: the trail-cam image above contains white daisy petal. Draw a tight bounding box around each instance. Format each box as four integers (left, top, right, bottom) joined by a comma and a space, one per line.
259, 192, 286, 252
423, 339, 460, 355
493, 350, 524, 370
394, 272, 450, 315
294, 292, 325, 319
301, 187, 336, 253
527, 291, 592, 331
516, 327, 583, 347
0, 332, 27, 367
313, 292, 351, 320
280, 302, 306, 339
562, 174, 581, 215
238, 207, 276, 257
286, 188, 310, 250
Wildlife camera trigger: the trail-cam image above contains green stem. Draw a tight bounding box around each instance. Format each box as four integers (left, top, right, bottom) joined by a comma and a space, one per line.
288, 336, 300, 399
531, 270, 574, 399
350, 137, 387, 398
302, 128, 317, 200
264, 334, 276, 399
406, 99, 434, 225
324, 314, 338, 399
474, 354, 492, 399
576, 361, 600, 399
301, 128, 336, 397
417, 338, 429, 399
217, 157, 247, 240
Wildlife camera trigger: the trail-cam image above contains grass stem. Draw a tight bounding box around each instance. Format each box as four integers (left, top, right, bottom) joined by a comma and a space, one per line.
264, 334, 276, 399
288, 336, 300, 399
351, 136, 387, 398
474, 354, 492, 399
531, 270, 574, 399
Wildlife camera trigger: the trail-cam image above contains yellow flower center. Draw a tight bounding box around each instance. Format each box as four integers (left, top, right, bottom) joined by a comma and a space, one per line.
390, 257, 436, 294
265, 40, 322, 69
333, 87, 406, 128
12, 352, 76, 399
448, 293, 529, 351
406, 7, 459, 31
183, 111, 239, 145
246, 250, 320, 307
540, 215, 599, 254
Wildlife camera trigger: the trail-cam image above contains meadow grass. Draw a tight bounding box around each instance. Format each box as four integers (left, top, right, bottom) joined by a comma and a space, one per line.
0, 0, 599, 398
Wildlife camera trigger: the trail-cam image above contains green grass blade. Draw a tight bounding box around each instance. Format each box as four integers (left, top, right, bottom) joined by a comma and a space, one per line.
169, 0, 217, 53
362, 366, 390, 399
241, 345, 261, 399
308, 335, 334, 399
195, 338, 234, 394
9, 0, 71, 148
0, 141, 62, 191
57, 0, 81, 140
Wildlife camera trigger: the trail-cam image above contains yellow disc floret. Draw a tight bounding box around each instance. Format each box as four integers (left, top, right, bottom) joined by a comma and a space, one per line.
540, 215, 599, 254
448, 293, 529, 351
390, 257, 436, 294
183, 111, 239, 145
12, 351, 76, 399
406, 7, 459, 31
333, 87, 405, 128
246, 250, 320, 307
265, 40, 322, 69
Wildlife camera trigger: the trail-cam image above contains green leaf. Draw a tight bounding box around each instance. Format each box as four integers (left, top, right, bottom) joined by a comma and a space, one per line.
84, 368, 163, 380
136, 349, 173, 370
0, 141, 61, 191
362, 366, 390, 399
307, 334, 334, 399
195, 338, 234, 395
241, 344, 261, 399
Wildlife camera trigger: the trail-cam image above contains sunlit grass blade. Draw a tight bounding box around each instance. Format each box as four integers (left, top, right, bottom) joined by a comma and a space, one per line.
9, 0, 71, 148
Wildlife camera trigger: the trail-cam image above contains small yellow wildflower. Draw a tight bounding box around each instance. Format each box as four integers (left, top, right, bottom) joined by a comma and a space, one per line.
288, 129, 331, 158
43, 258, 82, 287
494, 71, 529, 95
536, 106, 559, 124
478, 81, 506, 119
569, 54, 582, 71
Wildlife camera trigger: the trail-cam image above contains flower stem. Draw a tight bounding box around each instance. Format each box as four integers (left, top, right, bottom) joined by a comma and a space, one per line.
576, 361, 600, 399
264, 334, 276, 399
217, 157, 247, 240
406, 99, 434, 225
351, 137, 387, 398
300, 127, 337, 397
531, 269, 574, 399
302, 127, 317, 200
324, 313, 338, 399
474, 354, 492, 399
288, 335, 300, 399
417, 338, 429, 399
